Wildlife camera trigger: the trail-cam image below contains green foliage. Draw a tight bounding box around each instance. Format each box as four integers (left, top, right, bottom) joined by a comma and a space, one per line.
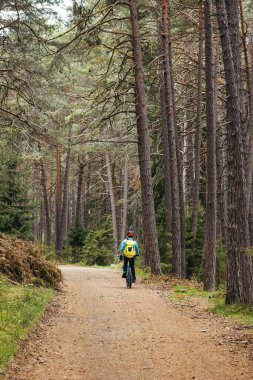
211, 301, 253, 326
69, 224, 85, 248
155, 202, 172, 264
0, 274, 54, 375
216, 239, 227, 285
68, 223, 85, 262
185, 206, 205, 278
169, 282, 253, 326
152, 155, 172, 265
82, 218, 114, 266
0, 139, 35, 239
160, 263, 172, 274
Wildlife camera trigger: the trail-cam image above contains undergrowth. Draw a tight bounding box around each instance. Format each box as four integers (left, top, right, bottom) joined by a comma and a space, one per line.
0, 273, 54, 376
168, 283, 253, 326
0, 233, 62, 288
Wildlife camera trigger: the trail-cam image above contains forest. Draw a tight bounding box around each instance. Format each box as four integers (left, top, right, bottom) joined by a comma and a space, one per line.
1, 0, 253, 307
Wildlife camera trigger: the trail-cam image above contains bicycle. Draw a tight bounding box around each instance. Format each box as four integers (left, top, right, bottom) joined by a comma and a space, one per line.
126, 261, 133, 288
118, 254, 136, 288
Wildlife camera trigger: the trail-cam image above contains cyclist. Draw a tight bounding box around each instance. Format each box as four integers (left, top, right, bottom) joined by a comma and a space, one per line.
119, 231, 140, 283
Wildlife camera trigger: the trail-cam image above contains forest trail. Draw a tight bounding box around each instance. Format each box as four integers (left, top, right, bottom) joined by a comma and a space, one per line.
4, 266, 253, 380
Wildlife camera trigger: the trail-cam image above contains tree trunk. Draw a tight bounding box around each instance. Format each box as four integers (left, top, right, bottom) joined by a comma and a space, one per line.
203, 0, 217, 291
60, 130, 71, 250
184, 107, 194, 208
41, 159, 51, 249
121, 157, 129, 241
83, 159, 91, 229
129, 0, 161, 274
106, 153, 119, 253
158, 18, 172, 231
112, 162, 122, 245
55, 145, 62, 259
75, 157, 84, 226
33, 161, 41, 240
245, 22, 253, 214
216, 0, 253, 304
161, 0, 183, 277
192, 0, 204, 248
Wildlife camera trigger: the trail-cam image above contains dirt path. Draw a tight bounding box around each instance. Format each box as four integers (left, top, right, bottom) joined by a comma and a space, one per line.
4, 266, 253, 380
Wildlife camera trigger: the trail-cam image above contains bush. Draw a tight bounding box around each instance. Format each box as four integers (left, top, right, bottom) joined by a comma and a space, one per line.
82, 218, 114, 266
68, 223, 85, 262
160, 263, 172, 274
216, 238, 227, 284
185, 206, 205, 279
0, 233, 62, 288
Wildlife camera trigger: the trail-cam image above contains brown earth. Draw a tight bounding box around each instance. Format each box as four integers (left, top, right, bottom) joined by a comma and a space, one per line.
3, 265, 253, 380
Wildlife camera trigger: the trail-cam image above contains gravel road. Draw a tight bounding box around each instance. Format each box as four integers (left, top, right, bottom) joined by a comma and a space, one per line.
3, 266, 253, 380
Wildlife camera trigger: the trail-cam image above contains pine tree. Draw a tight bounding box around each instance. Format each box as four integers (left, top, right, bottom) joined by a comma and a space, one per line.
0, 139, 35, 239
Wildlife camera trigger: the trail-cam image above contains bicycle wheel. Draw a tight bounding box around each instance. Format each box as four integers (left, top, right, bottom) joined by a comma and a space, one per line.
126, 267, 132, 288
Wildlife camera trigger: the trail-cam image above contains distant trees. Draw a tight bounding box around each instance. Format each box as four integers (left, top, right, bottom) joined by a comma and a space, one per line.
0, 137, 34, 239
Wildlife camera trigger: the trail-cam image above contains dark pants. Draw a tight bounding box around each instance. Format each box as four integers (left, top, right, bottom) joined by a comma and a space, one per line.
123, 256, 136, 280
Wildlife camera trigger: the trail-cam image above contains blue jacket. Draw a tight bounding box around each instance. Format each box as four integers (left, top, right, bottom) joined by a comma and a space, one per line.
120, 237, 140, 255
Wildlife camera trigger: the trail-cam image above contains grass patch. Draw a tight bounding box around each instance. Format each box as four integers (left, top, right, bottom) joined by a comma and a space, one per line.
0, 273, 54, 375
170, 284, 214, 302
169, 283, 253, 327
211, 301, 253, 326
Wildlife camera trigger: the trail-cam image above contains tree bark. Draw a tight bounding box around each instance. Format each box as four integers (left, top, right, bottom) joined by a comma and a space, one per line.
161, 0, 183, 277
60, 129, 71, 250
129, 0, 161, 274
40, 159, 51, 249
216, 0, 253, 304
75, 157, 85, 226
121, 157, 129, 241
112, 162, 122, 245
203, 0, 217, 291
55, 145, 62, 259
192, 0, 204, 248
106, 153, 119, 254
33, 161, 41, 240
158, 18, 172, 231
83, 159, 91, 229
244, 21, 253, 214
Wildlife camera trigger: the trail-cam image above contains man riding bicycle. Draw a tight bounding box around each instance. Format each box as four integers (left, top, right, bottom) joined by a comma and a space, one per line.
119, 231, 140, 283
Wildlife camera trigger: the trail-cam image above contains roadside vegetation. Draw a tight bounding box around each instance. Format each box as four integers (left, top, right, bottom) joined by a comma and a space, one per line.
0, 273, 54, 376
0, 234, 62, 376
143, 277, 253, 328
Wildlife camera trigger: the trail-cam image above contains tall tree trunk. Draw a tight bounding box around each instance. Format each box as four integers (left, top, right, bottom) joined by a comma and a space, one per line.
245, 21, 253, 214
247, 25, 253, 243
184, 107, 194, 208
55, 145, 62, 259
33, 161, 41, 240
129, 0, 161, 274
112, 162, 122, 245
158, 18, 172, 231
83, 159, 91, 229
192, 0, 204, 248
41, 159, 51, 248
121, 157, 129, 241
71, 179, 76, 226
203, 0, 217, 291
216, 0, 253, 304
60, 130, 71, 250
106, 153, 119, 253
75, 157, 84, 226
161, 0, 183, 277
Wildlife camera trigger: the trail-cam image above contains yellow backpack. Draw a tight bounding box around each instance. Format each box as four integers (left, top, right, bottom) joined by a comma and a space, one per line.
124, 240, 136, 258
